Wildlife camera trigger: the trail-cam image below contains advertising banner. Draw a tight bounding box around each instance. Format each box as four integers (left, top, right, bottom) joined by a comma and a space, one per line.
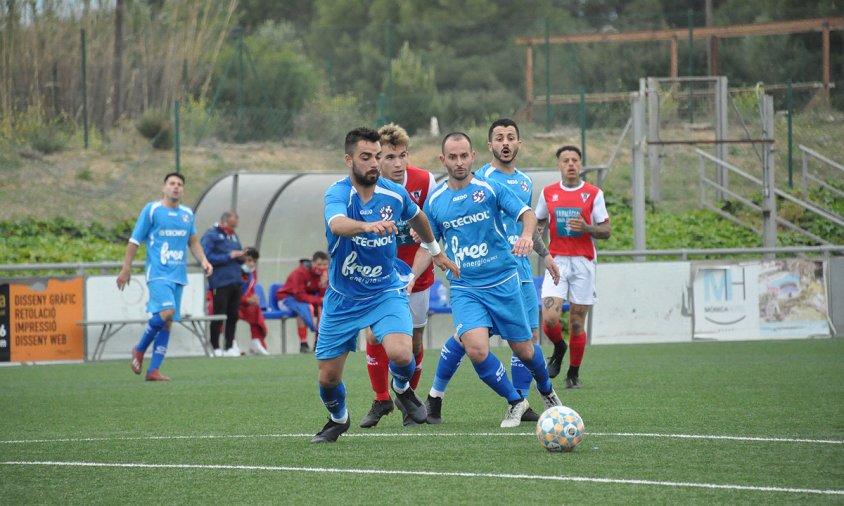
692, 259, 830, 340
0, 277, 85, 362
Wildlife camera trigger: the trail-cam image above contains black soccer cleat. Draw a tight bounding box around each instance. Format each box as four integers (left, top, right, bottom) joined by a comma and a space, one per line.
392, 384, 427, 424
546, 340, 568, 379
564, 376, 582, 389
358, 399, 395, 428
425, 395, 442, 425
311, 417, 351, 443
521, 407, 541, 422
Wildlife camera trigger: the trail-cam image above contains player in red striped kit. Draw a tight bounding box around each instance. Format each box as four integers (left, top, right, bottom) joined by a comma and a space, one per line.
359, 123, 438, 428
536, 146, 611, 389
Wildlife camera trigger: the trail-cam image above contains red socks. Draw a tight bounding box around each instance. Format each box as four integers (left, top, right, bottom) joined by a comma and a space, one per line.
543, 322, 564, 344
366, 341, 391, 401
297, 325, 308, 344
410, 349, 424, 390
569, 332, 587, 367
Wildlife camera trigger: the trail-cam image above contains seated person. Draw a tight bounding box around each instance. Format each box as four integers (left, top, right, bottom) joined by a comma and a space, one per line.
239, 247, 269, 355
276, 251, 328, 353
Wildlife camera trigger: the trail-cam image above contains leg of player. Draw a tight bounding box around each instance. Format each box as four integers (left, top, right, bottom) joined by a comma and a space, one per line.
381, 331, 427, 424
401, 326, 426, 426
512, 281, 541, 422
509, 339, 562, 410
131, 311, 166, 375
565, 304, 590, 389
312, 353, 351, 443
542, 296, 568, 379
360, 328, 394, 428
426, 334, 465, 424
145, 308, 175, 381
460, 328, 527, 428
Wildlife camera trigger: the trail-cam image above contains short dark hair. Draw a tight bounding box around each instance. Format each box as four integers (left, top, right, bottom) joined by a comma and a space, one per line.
312, 251, 329, 262
441, 131, 472, 153
488, 118, 519, 141
344, 127, 380, 156
244, 247, 259, 260
555, 145, 582, 160
163, 172, 185, 184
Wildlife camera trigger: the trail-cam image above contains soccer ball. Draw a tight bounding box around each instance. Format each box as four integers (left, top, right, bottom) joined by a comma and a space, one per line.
536, 405, 585, 452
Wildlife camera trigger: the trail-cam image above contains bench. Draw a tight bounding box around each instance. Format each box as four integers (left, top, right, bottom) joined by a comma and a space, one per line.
79, 314, 227, 361
255, 282, 296, 353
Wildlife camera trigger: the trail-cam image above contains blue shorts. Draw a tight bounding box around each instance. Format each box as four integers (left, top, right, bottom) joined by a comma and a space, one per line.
450, 274, 531, 342
316, 287, 412, 360
147, 280, 183, 320
521, 277, 539, 329
279, 297, 318, 331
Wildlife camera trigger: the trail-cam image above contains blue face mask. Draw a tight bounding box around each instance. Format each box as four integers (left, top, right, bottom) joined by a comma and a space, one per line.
241, 264, 254, 274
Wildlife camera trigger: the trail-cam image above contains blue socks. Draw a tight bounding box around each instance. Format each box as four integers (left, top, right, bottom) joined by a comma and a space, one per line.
431, 336, 466, 395
319, 381, 348, 422
147, 329, 170, 373
511, 354, 534, 399
472, 353, 521, 403
137, 312, 166, 353
389, 356, 417, 393
524, 343, 553, 394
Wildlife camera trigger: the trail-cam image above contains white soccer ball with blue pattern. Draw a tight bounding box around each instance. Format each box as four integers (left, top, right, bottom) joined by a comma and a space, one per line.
536, 405, 584, 452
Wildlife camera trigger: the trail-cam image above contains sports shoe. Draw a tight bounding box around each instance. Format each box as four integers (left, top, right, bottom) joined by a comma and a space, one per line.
224, 346, 240, 357
521, 406, 541, 422
501, 398, 529, 428
425, 395, 442, 425
131, 346, 144, 375
249, 340, 269, 356
358, 399, 394, 428
300, 343, 310, 353
540, 388, 563, 409
213, 348, 224, 358
565, 376, 582, 389
311, 416, 351, 443
392, 384, 427, 424
546, 341, 568, 379
145, 369, 170, 381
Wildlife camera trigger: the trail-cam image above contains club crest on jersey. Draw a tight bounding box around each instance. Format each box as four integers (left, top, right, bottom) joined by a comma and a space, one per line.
581, 193, 590, 202
472, 190, 486, 203
551, 194, 559, 201
182, 214, 190, 223
411, 190, 422, 203
379, 205, 394, 221
520, 180, 529, 193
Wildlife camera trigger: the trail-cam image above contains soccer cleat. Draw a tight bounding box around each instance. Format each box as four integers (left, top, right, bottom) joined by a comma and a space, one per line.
521, 406, 541, 422
540, 388, 563, 409
145, 369, 170, 381
425, 395, 442, 425
311, 417, 351, 443
501, 398, 529, 428
358, 399, 395, 428
249, 340, 270, 356
392, 385, 427, 424
565, 376, 582, 389
299, 343, 311, 353
213, 348, 224, 358
546, 341, 568, 379
131, 346, 144, 375
224, 347, 240, 357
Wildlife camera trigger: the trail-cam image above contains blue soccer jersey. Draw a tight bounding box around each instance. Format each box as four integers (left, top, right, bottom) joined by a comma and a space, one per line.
129, 201, 197, 286
424, 176, 529, 288
324, 176, 420, 300
477, 163, 534, 283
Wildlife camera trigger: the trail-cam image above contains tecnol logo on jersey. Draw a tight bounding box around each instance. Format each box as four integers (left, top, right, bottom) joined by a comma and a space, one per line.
158, 229, 187, 237
442, 210, 491, 229
351, 235, 394, 248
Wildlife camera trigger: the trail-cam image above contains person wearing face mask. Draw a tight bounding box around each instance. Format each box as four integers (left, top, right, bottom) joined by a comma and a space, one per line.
201, 210, 246, 357
276, 251, 329, 353
238, 247, 269, 355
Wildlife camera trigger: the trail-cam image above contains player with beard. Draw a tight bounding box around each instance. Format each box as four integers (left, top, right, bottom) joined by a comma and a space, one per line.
412, 132, 562, 428
420, 119, 561, 424
359, 124, 439, 428
311, 127, 459, 443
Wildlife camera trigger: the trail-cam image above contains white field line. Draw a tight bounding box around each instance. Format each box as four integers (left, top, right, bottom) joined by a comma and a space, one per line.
0, 431, 841, 445
1, 460, 842, 496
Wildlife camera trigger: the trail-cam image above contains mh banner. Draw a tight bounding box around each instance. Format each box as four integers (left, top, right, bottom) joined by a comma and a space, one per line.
692, 259, 831, 340
0, 278, 85, 362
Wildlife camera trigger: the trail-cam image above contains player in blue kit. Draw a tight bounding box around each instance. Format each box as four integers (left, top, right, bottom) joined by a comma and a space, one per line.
412, 132, 562, 428
477, 118, 560, 422
117, 172, 213, 381
312, 127, 459, 443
